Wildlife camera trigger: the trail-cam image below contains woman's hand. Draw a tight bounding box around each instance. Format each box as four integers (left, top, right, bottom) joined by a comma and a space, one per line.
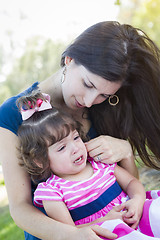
75, 225, 118, 240
85, 135, 132, 164
85, 135, 139, 178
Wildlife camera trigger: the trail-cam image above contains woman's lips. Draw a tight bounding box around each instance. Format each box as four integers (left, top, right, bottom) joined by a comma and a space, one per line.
75, 99, 84, 108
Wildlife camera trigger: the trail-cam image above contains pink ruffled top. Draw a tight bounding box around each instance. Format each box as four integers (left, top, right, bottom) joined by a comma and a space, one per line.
34, 158, 129, 225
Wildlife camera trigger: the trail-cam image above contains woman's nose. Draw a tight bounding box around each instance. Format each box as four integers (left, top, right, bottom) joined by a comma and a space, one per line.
84, 94, 97, 108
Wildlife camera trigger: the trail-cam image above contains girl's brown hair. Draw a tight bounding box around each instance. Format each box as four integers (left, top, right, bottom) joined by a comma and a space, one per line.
17, 92, 82, 183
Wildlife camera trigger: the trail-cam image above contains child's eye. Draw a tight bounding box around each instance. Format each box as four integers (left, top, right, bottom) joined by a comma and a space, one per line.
74, 135, 80, 140
58, 145, 65, 152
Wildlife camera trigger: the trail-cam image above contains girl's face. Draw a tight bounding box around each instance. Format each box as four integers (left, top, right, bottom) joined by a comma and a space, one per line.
61, 57, 122, 109
48, 130, 88, 179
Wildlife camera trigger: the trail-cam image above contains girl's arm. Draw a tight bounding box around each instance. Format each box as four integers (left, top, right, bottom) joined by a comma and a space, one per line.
77, 165, 145, 230
114, 165, 146, 229
0, 128, 117, 240
42, 197, 118, 239
85, 136, 139, 178
42, 200, 75, 226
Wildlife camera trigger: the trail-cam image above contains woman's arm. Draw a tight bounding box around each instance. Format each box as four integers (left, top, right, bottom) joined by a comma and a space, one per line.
0, 128, 63, 239
43, 200, 125, 228
85, 136, 139, 178
42, 197, 118, 239
118, 146, 139, 179
114, 165, 145, 200
0, 128, 117, 240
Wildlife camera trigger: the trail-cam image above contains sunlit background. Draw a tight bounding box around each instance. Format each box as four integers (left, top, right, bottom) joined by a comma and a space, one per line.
0, 0, 159, 104
0, 1, 160, 239
0, 0, 119, 82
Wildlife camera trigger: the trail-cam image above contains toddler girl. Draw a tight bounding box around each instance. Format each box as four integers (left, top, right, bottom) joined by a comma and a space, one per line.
17, 90, 160, 240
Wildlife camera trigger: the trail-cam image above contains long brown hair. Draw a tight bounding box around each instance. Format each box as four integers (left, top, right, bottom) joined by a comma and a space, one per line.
61, 21, 160, 169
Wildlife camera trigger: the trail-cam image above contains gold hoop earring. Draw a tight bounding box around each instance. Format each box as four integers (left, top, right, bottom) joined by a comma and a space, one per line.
108, 95, 119, 106
61, 67, 66, 84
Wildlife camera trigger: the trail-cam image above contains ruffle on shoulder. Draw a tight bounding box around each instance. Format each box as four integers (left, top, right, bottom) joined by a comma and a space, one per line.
34, 180, 63, 207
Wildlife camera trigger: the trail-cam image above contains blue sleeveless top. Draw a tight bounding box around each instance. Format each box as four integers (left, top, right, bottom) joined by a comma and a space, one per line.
0, 82, 39, 135
0, 82, 97, 138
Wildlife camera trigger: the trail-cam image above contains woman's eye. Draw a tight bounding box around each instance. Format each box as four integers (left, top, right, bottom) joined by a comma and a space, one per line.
58, 146, 65, 152
101, 94, 110, 99
83, 81, 93, 89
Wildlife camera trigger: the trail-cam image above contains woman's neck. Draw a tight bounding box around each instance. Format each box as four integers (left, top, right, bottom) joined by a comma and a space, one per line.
39, 69, 91, 135
39, 69, 64, 107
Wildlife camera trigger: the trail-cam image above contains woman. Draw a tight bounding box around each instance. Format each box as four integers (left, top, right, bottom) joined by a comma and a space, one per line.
0, 21, 160, 239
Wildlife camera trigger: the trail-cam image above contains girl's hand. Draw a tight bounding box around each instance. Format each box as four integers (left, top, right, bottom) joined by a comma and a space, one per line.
85, 135, 132, 164
78, 205, 127, 227
121, 198, 144, 229
103, 204, 127, 221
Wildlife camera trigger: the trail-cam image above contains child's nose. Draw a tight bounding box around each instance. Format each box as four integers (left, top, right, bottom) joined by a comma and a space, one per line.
71, 142, 79, 154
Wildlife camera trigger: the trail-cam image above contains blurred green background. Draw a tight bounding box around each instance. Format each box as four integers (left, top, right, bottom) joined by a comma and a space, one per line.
0, 0, 160, 105
0, 0, 160, 239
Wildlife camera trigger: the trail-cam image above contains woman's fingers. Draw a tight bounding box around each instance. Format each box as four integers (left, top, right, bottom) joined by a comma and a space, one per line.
85, 140, 101, 153
91, 225, 118, 239
85, 135, 132, 164
85, 138, 112, 161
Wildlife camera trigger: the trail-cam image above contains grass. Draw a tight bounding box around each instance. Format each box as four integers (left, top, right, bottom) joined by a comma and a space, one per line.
0, 167, 24, 239
0, 196, 24, 240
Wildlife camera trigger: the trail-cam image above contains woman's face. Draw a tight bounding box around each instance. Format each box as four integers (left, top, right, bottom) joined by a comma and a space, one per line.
61, 57, 122, 109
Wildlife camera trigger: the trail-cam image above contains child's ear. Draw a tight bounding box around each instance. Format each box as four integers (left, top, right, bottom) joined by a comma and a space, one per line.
34, 159, 43, 168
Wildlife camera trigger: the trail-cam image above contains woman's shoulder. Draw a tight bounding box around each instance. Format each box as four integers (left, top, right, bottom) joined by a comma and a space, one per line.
0, 82, 39, 135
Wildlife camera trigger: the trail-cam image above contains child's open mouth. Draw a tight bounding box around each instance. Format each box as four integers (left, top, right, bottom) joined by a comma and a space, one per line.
74, 156, 84, 164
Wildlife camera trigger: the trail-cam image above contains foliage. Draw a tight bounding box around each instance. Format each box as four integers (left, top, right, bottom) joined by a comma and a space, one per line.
131, 0, 160, 46
1, 0, 160, 105
0, 84, 12, 105
118, 0, 160, 47
0, 36, 67, 104
0, 45, 5, 74
0, 179, 5, 186
114, 0, 121, 5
